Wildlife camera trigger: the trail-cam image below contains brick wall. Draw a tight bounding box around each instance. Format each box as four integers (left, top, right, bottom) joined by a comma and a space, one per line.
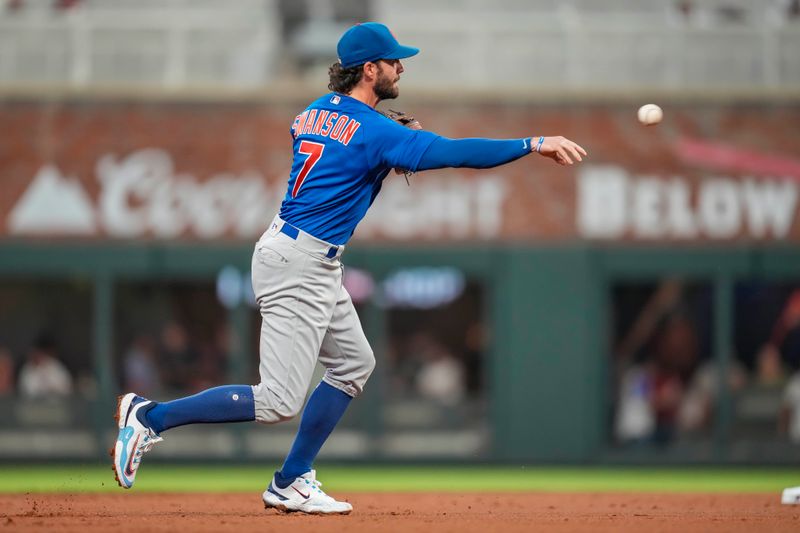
1, 99, 798, 243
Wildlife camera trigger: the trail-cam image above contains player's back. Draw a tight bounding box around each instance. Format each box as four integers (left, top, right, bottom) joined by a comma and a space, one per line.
279, 93, 436, 245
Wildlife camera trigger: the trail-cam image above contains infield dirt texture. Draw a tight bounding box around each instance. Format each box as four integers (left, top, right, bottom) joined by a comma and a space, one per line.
2, 466, 799, 532
1, 492, 799, 532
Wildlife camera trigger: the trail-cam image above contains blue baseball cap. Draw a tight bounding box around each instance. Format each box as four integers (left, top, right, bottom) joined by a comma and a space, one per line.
337, 22, 419, 69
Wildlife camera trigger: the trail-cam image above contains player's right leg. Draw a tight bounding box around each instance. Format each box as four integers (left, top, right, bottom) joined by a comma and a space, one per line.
111, 392, 162, 488
112, 222, 336, 489
113, 222, 342, 497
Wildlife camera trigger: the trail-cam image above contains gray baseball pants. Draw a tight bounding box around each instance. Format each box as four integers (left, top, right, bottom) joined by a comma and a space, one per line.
249, 216, 375, 424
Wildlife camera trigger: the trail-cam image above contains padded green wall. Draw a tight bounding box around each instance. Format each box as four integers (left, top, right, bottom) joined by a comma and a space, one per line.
2, 243, 800, 461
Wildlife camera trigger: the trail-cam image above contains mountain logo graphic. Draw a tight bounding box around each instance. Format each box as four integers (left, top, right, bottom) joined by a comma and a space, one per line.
8, 165, 97, 235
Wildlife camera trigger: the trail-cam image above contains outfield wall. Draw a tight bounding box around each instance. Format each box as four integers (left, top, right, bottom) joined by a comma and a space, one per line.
1, 242, 799, 463
0, 98, 798, 463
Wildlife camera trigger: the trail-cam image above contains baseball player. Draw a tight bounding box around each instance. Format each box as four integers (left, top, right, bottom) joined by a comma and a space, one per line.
112, 22, 587, 515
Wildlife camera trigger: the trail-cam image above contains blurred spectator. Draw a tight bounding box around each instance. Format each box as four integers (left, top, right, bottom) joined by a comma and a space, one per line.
158, 322, 197, 392
762, 289, 800, 371
781, 370, 800, 442
615, 364, 655, 442
388, 331, 468, 404
677, 0, 775, 25
0, 346, 15, 396
615, 281, 700, 443
771, 289, 800, 442
614, 279, 686, 362
189, 325, 229, 392
755, 343, 787, 387
411, 334, 465, 406
615, 276, 751, 445
123, 333, 161, 396
18, 334, 73, 398
778, 0, 800, 17
53, 0, 81, 10
679, 357, 747, 434
616, 314, 702, 444
5, 0, 81, 12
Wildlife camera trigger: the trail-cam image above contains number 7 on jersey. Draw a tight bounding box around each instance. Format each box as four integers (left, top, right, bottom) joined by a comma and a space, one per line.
292, 141, 325, 198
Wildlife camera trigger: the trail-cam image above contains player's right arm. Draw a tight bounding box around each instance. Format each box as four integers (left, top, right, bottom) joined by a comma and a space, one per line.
533, 136, 587, 166
416, 136, 586, 170
373, 120, 586, 173
368, 120, 586, 172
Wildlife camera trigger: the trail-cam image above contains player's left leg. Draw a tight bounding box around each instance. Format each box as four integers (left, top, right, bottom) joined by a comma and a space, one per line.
263, 283, 374, 514
278, 282, 374, 480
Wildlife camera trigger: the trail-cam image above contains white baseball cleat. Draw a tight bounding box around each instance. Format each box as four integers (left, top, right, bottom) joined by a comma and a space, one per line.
262, 470, 353, 514
111, 392, 163, 489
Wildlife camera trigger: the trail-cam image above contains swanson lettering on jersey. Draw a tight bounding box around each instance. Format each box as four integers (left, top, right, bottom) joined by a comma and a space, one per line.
291, 110, 361, 146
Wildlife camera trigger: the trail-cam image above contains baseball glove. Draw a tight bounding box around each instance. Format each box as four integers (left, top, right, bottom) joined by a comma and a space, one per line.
382, 109, 421, 181
383, 108, 421, 130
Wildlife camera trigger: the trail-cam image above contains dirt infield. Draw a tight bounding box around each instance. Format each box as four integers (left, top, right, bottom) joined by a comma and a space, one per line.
1, 492, 798, 533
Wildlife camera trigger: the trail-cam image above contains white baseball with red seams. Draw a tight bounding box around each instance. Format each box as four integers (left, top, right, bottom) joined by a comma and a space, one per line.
637, 104, 663, 126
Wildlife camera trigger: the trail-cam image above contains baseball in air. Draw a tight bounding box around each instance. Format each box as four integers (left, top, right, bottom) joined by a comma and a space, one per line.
637, 104, 663, 126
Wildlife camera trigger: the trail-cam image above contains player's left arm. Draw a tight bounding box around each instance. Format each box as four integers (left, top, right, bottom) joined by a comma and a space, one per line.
378, 109, 423, 175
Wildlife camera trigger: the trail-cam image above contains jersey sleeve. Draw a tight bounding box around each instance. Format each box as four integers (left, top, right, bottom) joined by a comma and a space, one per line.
364, 117, 440, 172
417, 136, 532, 170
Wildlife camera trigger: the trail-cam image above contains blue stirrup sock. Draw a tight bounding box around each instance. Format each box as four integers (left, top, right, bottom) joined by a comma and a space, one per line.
138, 385, 255, 434
275, 381, 353, 487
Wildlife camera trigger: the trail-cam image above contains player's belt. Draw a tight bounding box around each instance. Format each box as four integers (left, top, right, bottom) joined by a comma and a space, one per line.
279, 223, 340, 259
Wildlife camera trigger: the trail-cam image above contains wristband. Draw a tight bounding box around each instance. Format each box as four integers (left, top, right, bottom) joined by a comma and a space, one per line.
535, 136, 545, 153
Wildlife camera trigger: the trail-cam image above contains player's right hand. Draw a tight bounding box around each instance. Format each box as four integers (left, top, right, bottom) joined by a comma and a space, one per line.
535, 136, 587, 166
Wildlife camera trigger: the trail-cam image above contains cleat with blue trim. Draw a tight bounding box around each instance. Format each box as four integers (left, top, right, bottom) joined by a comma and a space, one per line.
262, 470, 352, 514
111, 393, 163, 489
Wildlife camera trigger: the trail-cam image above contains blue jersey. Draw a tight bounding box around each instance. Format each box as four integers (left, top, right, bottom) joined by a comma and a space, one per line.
279, 93, 438, 245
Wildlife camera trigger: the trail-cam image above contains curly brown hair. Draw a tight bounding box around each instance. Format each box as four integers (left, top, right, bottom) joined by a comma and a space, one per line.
328, 62, 364, 94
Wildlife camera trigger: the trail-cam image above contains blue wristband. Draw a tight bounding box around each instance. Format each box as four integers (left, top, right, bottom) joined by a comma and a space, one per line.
536, 136, 545, 153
